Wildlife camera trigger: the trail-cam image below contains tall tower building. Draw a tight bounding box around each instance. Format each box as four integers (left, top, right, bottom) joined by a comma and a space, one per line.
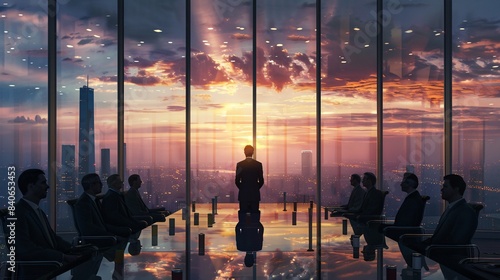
78, 85, 95, 180
301, 150, 313, 178
101, 148, 110, 181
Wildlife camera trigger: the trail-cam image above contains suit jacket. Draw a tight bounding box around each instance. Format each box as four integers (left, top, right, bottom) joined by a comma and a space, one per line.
346, 185, 366, 212
15, 199, 72, 262
74, 193, 121, 237
124, 187, 149, 216
430, 198, 478, 245
359, 187, 385, 216
235, 158, 264, 202
101, 189, 146, 232
394, 190, 425, 226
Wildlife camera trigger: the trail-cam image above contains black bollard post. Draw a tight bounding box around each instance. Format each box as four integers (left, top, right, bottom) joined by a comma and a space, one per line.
208, 213, 214, 227
151, 224, 158, 246
412, 253, 422, 280
342, 219, 348, 235
283, 192, 287, 211
324, 207, 329, 220
198, 233, 205, 255
351, 235, 360, 258
192, 201, 196, 212
293, 201, 297, 212
214, 196, 218, 215
172, 268, 182, 280
194, 212, 199, 225
307, 207, 313, 251
182, 207, 187, 220
169, 218, 175, 236
386, 265, 397, 280
292, 211, 297, 225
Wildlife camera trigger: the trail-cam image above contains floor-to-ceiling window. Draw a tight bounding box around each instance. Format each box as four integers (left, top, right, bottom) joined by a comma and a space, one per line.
453, 0, 500, 230
55, 0, 118, 231
1, 0, 499, 278
382, 0, 444, 227
0, 0, 48, 210
320, 0, 378, 277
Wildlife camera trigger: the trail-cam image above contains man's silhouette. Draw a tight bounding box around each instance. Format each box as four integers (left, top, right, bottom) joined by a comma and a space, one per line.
235, 145, 264, 213
401, 174, 478, 279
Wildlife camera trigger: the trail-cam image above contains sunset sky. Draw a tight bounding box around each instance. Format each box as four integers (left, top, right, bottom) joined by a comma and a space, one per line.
0, 0, 499, 179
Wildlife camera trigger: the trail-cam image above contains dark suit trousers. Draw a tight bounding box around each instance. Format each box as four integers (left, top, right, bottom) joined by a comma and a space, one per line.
239, 201, 259, 213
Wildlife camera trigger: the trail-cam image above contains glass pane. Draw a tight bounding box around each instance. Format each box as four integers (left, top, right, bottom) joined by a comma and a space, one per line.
382, 0, 444, 228
56, 0, 117, 232
190, 0, 253, 277
453, 0, 500, 230
256, 0, 317, 275
0, 1, 48, 207
123, 1, 187, 277
320, 0, 378, 277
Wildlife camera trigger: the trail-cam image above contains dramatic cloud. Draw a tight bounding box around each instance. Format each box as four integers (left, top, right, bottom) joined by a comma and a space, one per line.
8, 115, 47, 124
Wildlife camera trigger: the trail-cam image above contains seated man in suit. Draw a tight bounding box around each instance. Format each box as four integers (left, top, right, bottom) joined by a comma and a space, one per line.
124, 174, 166, 223
401, 174, 478, 279
331, 174, 365, 216
381, 172, 425, 240
15, 169, 100, 280
75, 173, 132, 280
378, 173, 427, 274
346, 172, 385, 261
101, 174, 150, 256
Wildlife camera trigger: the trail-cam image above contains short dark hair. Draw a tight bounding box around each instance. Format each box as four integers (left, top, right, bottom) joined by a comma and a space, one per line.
81, 173, 101, 191
443, 174, 466, 195
404, 172, 419, 189
244, 145, 254, 157
18, 169, 45, 195
350, 174, 361, 183
107, 174, 121, 188
128, 174, 140, 186
363, 172, 377, 186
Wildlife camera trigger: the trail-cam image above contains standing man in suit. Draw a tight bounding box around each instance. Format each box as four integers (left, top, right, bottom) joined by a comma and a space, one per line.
125, 174, 166, 223
235, 145, 264, 213
15, 169, 99, 280
75, 173, 131, 280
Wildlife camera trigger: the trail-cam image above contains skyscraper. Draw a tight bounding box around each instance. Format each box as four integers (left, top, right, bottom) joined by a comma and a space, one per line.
78, 85, 95, 180
301, 150, 313, 178
101, 148, 110, 181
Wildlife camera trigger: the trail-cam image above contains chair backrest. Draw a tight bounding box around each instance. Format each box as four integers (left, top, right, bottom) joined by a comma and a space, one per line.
468, 203, 484, 218
380, 191, 389, 215
67, 199, 81, 236
415, 195, 430, 226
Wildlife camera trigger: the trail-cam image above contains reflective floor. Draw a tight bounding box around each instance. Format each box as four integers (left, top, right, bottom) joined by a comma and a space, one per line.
58, 203, 449, 279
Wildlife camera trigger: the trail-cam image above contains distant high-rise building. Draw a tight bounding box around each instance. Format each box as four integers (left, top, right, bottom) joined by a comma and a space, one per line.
61, 145, 77, 196
101, 148, 110, 180
301, 150, 313, 178
78, 85, 95, 180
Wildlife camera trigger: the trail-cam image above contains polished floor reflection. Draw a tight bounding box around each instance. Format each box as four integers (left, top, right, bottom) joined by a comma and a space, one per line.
59, 203, 449, 279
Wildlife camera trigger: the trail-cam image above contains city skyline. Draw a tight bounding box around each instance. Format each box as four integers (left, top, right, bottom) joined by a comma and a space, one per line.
0, 0, 499, 233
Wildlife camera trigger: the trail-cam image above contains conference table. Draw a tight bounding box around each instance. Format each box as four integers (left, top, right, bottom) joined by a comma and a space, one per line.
55, 203, 449, 279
